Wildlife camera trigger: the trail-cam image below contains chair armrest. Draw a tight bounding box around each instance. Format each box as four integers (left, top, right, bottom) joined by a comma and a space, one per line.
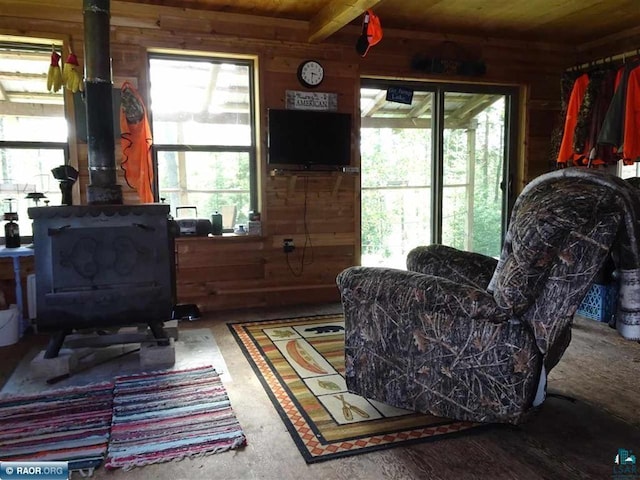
337, 266, 508, 323
407, 244, 498, 289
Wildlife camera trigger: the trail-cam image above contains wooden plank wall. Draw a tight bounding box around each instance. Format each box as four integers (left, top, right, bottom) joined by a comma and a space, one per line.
0, 0, 620, 313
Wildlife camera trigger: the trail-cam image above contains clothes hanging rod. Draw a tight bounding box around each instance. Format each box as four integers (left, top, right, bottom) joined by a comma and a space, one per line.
569, 47, 640, 71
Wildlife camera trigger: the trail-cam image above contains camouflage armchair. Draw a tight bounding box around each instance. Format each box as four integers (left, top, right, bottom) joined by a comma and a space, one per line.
337, 169, 640, 424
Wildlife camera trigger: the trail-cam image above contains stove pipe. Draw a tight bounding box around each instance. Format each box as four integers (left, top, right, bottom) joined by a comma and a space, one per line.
83, 0, 123, 205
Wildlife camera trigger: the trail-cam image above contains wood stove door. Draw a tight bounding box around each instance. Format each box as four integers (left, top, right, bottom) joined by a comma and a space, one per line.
38, 221, 174, 330
51, 226, 159, 289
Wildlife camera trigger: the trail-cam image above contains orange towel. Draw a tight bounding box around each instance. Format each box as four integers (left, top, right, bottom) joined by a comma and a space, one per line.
120, 82, 154, 203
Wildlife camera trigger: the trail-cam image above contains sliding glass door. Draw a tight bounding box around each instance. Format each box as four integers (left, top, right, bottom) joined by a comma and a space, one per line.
360, 88, 434, 268
360, 81, 517, 268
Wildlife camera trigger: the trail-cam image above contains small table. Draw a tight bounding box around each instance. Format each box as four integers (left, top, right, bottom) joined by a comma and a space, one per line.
0, 245, 35, 334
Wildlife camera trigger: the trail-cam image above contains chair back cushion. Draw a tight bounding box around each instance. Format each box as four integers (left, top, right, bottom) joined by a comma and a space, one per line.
489, 173, 622, 356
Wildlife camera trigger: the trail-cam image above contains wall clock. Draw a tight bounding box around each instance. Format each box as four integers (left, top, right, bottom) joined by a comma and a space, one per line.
297, 60, 324, 88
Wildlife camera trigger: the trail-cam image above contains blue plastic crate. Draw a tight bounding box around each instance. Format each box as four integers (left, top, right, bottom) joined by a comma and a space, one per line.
576, 283, 618, 322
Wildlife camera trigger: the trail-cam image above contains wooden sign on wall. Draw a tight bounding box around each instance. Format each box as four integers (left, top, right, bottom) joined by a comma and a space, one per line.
285, 90, 338, 111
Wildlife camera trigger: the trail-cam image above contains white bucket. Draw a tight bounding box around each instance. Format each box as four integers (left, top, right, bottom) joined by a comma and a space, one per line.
617, 269, 640, 340
0, 305, 19, 347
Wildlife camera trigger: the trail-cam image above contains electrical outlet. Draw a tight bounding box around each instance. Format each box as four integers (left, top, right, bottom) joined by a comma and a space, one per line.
283, 238, 295, 253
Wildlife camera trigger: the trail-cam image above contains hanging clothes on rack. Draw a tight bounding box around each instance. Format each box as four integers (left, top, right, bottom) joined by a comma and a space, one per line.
550, 71, 582, 168
579, 68, 618, 166
556, 73, 589, 165
572, 70, 602, 155
597, 60, 638, 157
556, 55, 640, 169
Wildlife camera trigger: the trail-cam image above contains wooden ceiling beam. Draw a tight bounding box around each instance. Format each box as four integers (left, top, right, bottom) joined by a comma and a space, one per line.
361, 90, 387, 117
361, 117, 432, 129
1, 91, 63, 104
152, 111, 250, 124
447, 94, 492, 121
0, 100, 63, 116
0, 50, 51, 61
201, 65, 220, 115
308, 0, 383, 44
361, 116, 476, 130
575, 24, 640, 60
0, 71, 47, 81
408, 96, 432, 117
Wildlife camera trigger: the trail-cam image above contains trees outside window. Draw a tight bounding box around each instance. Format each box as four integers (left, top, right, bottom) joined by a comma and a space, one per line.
149, 55, 256, 227
361, 84, 513, 268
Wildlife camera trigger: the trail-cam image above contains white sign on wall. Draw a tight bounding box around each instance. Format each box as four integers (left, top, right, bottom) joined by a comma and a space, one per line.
285, 90, 338, 111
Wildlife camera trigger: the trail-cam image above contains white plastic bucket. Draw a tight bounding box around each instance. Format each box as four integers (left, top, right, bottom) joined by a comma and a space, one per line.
0, 305, 19, 347
617, 269, 640, 340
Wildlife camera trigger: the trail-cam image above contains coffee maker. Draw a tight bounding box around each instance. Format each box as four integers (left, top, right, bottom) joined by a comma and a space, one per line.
3, 198, 20, 248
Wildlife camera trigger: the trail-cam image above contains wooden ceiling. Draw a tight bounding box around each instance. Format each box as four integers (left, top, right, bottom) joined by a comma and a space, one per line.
2, 0, 639, 129
120, 0, 640, 46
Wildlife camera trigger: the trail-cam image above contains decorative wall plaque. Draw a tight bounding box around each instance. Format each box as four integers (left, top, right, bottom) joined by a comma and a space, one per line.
285, 90, 338, 111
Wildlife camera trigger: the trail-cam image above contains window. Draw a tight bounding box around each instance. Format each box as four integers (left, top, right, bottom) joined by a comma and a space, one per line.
149, 54, 257, 228
360, 80, 517, 268
0, 37, 66, 239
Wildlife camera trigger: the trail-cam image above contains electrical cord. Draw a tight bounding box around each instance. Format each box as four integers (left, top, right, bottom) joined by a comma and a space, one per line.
286, 175, 314, 277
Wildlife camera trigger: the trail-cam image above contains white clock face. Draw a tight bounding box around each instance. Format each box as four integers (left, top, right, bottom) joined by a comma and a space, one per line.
299, 61, 324, 87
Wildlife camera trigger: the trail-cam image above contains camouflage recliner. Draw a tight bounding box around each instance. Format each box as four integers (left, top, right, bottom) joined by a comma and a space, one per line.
337, 168, 640, 425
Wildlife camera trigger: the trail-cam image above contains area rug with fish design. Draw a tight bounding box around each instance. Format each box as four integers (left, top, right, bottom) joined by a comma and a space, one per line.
229, 314, 482, 463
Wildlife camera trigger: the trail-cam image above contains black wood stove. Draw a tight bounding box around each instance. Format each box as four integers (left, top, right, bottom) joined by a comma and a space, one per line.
28, 205, 175, 357
28, 0, 175, 358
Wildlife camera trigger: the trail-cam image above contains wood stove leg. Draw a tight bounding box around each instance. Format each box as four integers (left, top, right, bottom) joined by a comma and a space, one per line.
148, 322, 170, 346
44, 329, 71, 359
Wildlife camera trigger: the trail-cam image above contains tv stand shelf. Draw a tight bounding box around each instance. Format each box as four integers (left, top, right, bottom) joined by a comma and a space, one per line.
268, 168, 358, 197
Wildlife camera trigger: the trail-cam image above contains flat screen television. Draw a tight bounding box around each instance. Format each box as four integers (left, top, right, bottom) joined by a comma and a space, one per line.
268, 109, 352, 170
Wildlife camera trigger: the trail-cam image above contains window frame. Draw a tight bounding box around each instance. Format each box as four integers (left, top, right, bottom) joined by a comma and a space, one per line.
0, 38, 69, 242
148, 52, 259, 214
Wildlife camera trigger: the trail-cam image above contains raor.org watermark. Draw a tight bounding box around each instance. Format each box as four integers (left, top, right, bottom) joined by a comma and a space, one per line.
613, 448, 638, 480
0, 462, 68, 480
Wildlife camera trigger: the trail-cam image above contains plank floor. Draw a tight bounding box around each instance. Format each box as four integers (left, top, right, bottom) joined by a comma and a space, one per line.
1, 304, 638, 480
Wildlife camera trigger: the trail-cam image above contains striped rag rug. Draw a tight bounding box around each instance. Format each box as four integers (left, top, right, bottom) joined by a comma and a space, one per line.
0, 382, 114, 471
104, 365, 246, 470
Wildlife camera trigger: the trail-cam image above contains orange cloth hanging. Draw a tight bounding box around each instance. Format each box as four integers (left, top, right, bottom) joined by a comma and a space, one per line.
557, 73, 589, 165
120, 82, 154, 203
622, 66, 640, 164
